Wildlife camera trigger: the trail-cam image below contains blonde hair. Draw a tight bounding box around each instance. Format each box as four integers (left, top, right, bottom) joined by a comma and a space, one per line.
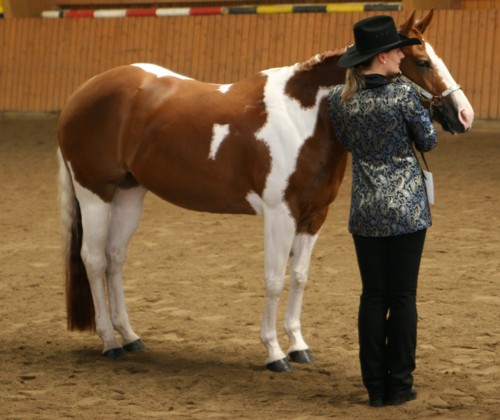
340, 57, 376, 102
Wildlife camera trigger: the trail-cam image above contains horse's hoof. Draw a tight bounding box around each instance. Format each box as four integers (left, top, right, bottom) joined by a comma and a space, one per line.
266, 358, 293, 372
123, 339, 145, 352
289, 349, 314, 364
103, 347, 127, 360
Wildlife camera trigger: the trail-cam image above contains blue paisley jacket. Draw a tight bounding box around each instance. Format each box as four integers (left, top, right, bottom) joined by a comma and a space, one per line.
328, 75, 437, 237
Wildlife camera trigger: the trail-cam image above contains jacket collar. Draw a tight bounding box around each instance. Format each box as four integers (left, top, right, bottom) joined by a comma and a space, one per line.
363, 73, 390, 89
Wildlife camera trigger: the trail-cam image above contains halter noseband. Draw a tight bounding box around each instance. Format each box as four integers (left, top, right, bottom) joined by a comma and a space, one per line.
397, 74, 462, 106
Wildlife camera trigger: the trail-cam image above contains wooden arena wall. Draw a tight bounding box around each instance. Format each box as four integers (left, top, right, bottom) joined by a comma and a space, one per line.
0, 9, 499, 119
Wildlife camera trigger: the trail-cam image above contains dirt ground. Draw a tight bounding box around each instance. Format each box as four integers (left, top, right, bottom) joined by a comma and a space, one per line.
0, 115, 499, 419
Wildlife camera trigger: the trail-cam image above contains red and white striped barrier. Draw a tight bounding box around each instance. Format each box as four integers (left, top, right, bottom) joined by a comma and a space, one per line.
42, 7, 225, 18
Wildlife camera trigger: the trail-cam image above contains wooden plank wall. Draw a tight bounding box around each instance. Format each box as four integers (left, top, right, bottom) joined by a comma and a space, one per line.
405, 0, 500, 9
0, 10, 499, 118
2, 0, 55, 18
460, 0, 500, 8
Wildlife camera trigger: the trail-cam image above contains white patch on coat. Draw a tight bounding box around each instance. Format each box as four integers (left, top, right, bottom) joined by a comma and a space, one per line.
254, 66, 330, 209
202, 64, 329, 215
131, 63, 192, 80
218, 84, 232, 93
209, 124, 230, 160
246, 191, 264, 215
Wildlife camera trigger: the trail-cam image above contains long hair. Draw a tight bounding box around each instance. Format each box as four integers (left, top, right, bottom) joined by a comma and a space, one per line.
341, 57, 376, 102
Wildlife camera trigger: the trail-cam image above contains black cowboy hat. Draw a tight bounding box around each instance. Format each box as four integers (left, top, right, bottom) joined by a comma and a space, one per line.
338, 15, 421, 68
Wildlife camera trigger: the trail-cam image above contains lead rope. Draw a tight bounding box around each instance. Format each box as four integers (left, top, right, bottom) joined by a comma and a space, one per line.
419, 151, 434, 205
420, 151, 430, 173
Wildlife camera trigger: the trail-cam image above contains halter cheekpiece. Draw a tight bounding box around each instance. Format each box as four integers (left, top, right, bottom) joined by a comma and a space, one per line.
398, 74, 462, 106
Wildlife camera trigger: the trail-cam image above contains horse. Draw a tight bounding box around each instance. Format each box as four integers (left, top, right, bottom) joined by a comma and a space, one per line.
57, 10, 474, 372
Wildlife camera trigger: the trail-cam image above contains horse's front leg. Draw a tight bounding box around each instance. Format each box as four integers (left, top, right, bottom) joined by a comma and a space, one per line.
285, 232, 319, 364
261, 207, 296, 372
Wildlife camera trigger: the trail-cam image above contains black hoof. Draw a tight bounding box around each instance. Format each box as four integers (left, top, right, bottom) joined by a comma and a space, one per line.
123, 339, 145, 352
103, 347, 127, 360
289, 349, 314, 364
266, 358, 293, 372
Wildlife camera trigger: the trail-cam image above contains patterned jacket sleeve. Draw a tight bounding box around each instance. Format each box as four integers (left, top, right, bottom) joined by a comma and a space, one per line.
403, 86, 437, 152
327, 85, 351, 151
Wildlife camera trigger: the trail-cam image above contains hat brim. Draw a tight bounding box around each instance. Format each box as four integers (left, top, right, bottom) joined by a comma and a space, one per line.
337, 35, 421, 68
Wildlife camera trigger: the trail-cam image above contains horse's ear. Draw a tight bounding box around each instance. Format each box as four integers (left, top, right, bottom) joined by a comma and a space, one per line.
416, 9, 434, 34
400, 11, 416, 35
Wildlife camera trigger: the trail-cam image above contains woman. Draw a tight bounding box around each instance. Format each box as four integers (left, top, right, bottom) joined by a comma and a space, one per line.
328, 16, 437, 407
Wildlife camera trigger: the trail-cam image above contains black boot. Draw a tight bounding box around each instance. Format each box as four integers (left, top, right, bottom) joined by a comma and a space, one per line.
385, 386, 417, 405
368, 390, 385, 407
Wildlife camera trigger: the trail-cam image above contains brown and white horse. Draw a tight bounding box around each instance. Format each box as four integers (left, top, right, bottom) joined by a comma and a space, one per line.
58, 11, 473, 372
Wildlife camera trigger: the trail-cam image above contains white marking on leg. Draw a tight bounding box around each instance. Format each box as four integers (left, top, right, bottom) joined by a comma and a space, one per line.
72, 179, 121, 353
260, 205, 296, 365
285, 232, 319, 354
106, 185, 148, 346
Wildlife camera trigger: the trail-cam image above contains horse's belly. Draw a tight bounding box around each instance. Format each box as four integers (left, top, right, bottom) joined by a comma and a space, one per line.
146, 181, 258, 215
128, 147, 258, 215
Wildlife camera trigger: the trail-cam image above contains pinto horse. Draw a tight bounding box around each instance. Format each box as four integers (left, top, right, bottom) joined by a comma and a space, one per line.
58, 10, 473, 372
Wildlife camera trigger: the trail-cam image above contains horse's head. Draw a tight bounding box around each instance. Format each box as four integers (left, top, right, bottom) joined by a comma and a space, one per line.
399, 10, 474, 133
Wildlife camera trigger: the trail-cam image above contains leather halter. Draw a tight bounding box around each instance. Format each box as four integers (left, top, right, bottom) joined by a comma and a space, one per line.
398, 74, 462, 106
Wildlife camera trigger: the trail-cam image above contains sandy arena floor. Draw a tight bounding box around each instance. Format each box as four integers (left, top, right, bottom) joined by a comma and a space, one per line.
0, 115, 499, 419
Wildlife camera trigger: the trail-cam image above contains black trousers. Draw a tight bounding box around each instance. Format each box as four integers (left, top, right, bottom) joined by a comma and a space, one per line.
352, 229, 426, 396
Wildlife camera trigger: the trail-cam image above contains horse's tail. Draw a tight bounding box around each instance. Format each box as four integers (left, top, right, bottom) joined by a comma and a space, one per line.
58, 148, 96, 331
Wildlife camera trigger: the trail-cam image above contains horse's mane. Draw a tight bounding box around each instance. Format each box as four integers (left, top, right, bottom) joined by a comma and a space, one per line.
294, 47, 347, 72
294, 16, 427, 73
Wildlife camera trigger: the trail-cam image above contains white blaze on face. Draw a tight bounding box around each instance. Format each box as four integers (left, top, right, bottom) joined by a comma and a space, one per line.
425, 43, 474, 130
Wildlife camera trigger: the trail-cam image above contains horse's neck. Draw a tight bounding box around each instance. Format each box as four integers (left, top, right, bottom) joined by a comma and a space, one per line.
283, 60, 346, 108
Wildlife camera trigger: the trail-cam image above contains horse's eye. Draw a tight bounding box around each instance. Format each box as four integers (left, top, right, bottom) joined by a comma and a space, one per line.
417, 60, 431, 69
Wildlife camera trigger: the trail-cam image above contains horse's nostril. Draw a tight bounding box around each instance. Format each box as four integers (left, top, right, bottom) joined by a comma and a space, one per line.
459, 108, 474, 131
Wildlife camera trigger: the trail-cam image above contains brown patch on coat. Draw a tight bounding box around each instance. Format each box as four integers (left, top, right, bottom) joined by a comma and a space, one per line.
285, 99, 347, 235
285, 48, 347, 108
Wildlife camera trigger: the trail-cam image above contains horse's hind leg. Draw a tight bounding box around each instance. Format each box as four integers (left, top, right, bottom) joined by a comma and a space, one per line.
285, 232, 319, 364
73, 183, 123, 357
106, 185, 147, 352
